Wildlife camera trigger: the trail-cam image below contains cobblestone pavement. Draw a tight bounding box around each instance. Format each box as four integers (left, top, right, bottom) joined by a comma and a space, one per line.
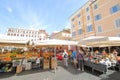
0, 61, 120, 80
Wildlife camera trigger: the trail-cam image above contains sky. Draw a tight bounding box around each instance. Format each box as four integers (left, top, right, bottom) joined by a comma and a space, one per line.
0, 0, 88, 35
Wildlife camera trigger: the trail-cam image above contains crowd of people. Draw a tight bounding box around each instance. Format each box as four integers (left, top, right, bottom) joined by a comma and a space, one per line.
0, 46, 120, 73
61, 46, 120, 71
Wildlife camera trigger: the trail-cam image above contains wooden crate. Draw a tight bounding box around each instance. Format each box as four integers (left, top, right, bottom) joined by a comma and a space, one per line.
16, 65, 22, 74
43, 59, 50, 69
25, 62, 32, 70
51, 57, 57, 69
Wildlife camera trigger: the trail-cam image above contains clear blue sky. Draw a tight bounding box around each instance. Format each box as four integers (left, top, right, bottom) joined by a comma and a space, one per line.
0, 0, 88, 34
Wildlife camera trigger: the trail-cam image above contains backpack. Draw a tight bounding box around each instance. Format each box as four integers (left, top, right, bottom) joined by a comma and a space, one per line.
64, 53, 68, 58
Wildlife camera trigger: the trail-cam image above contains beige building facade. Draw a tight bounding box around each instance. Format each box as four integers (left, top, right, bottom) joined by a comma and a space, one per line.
50, 29, 71, 40
70, 0, 120, 42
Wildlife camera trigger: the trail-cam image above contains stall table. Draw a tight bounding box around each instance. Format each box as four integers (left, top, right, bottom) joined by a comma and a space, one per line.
84, 60, 107, 74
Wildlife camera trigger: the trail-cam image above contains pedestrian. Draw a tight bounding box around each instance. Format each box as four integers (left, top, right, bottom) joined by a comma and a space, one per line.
72, 49, 77, 68
62, 49, 68, 67
36, 57, 41, 68
76, 48, 84, 71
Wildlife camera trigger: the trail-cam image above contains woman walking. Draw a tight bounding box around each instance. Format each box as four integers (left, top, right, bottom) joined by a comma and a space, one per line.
77, 48, 84, 71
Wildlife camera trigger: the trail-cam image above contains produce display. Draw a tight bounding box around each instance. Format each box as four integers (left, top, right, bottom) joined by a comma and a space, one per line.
0, 63, 12, 72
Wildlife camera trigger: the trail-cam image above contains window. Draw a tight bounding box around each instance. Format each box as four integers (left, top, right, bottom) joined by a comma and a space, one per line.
78, 29, 82, 35
87, 15, 90, 20
77, 14, 80, 18
94, 4, 98, 9
8, 29, 11, 32
87, 25, 93, 32
86, 7, 89, 12
72, 31, 76, 37
118, 33, 120, 37
71, 18, 74, 22
62, 33, 66, 37
115, 18, 120, 28
72, 24, 75, 28
110, 4, 120, 14
97, 25, 102, 32
14, 34, 16, 36
78, 21, 81, 25
95, 14, 101, 21
7, 33, 10, 36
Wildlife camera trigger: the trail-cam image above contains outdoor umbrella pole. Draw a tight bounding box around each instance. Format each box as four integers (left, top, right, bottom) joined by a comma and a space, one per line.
54, 46, 56, 56
54, 46, 57, 73
108, 46, 111, 53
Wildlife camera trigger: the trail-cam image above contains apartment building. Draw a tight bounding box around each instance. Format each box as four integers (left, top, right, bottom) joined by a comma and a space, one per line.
7, 28, 48, 42
70, 0, 120, 42
50, 29, 71, 40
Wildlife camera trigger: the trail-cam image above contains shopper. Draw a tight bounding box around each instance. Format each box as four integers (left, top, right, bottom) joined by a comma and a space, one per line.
62, 50, 68, 67
72, 49, 77, 68
77, 48, 84, 71
36, 57, 41, 68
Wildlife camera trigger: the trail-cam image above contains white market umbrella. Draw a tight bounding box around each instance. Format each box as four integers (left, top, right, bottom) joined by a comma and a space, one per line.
0, 35, 29, 47
80, 36, 120, 47
35, 39, 78, 46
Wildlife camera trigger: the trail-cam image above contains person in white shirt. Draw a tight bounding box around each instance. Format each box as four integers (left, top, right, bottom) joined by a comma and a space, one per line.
62, 50, 68, 67
36, 57, 40, 68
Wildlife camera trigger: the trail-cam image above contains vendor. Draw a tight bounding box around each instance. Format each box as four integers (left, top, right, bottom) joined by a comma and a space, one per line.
102, 50, 107, 57
112, 49, 118, 58
94, 50, 101, 55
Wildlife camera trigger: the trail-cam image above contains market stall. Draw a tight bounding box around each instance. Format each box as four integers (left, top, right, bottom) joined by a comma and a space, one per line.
35, 39, 78, 70
0, 37, 29, 73
0, 36, 29, 47
80, 36, 120, 47
79, 36, 120, 73
0, 38, 78, 73
84, 60, 107, 73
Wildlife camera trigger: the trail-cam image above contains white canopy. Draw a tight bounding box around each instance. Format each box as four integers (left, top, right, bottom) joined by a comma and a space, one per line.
0, 38, 28, 44
35, 39, 78, 47
80, 36, 120, 47
0, 34, 29, 47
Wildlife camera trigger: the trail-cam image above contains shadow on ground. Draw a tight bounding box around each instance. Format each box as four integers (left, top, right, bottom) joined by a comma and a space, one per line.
58, 60, 103, 76
99, 71, 120, 80
0, 72, 15, 79
1, 60, 119, 80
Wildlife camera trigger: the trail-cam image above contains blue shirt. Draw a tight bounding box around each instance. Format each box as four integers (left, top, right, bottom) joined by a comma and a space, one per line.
72, 51, 77, 59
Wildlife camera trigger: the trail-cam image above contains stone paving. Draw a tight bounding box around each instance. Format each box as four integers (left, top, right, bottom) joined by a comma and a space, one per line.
0, 61, 120, 80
